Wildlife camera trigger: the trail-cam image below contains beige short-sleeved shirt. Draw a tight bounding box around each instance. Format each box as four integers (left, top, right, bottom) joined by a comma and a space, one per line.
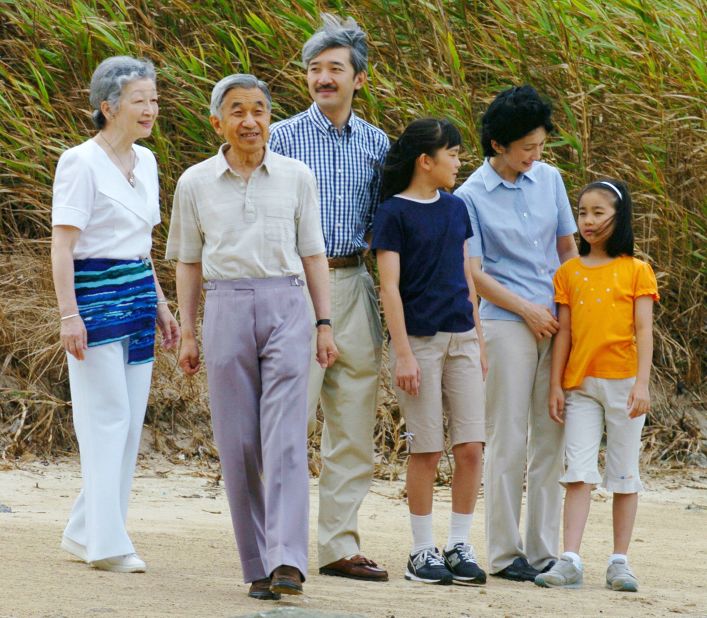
165, 145, 325, 279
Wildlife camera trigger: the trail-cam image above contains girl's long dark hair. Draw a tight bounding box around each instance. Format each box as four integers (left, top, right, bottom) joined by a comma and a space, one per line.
578, 178, 634, 257
381, 118, 462, 201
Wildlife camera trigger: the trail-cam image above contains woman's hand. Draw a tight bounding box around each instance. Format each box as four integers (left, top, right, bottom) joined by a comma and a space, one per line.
520, 301, 559, 339
157, 304, 180, 350
60, 315, 88, 360
396, 352, 421, 397
627, 380, 650, 418
549, 384, 565, 424
316, 326, 339, 368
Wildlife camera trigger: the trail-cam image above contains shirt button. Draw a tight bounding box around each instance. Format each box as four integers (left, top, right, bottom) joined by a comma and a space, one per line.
523, 212, 528, 217
337, 169, 343, 174
533, 240, 538, 246
337, 195, 343, 200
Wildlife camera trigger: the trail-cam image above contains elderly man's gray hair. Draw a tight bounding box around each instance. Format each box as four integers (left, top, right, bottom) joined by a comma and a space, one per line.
302, 13, 368, 74
210, 74, 272, 118
89, 56, 156, 129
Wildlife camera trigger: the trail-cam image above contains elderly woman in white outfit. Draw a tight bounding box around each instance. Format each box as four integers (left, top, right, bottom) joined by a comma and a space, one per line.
51, 56, 179, 572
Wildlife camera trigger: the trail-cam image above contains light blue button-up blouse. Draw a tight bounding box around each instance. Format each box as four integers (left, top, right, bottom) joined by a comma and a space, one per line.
454, 159, 577, 321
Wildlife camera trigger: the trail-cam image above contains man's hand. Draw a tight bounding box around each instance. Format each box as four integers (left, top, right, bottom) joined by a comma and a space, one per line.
549, 384, 565, 424
396, 352, 421, 397
316, 326, 339, 368
521, 301, 559, 339
178, 334, 201, 375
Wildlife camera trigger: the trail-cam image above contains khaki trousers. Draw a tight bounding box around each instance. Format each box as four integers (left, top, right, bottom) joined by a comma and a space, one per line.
483, 320, 564, 573
307, 264, 383, 567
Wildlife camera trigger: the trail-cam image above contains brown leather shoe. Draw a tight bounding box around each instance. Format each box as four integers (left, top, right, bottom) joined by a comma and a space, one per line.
319, 555, 389, 581
270, 565, 303, 595
248, 577, 281, 600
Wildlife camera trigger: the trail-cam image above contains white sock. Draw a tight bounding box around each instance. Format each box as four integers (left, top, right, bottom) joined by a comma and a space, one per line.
445, 512, 473, 551
561, 551, 583, 569
410, 513, 435, 555
608, 553, 628, 565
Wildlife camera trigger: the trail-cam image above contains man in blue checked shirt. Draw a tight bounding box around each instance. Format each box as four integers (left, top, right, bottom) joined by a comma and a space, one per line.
269, 13, 389, 583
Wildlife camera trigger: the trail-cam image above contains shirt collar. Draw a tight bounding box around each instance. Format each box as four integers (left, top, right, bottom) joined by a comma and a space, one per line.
307, 103, 357, 136
215, 143, 273, 178
480, 158, 538, 191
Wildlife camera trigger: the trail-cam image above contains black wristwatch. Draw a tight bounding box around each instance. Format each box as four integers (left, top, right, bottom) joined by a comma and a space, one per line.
315, 319, 332, 328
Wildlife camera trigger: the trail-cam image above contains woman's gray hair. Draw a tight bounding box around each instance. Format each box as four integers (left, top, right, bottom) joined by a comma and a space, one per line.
89, 56, 156, 129
210, 74, 272, 118
302, 13, 368, 74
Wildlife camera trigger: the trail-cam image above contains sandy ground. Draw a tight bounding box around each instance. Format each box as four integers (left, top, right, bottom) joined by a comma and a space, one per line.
1, 456, 706, 618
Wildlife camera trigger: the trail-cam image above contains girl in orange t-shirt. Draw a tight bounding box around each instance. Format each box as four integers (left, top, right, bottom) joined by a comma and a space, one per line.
535, 179, 658, 593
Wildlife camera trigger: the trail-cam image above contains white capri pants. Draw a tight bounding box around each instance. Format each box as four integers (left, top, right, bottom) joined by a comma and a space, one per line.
561, 377, 645, 493
64, 339, 152, 562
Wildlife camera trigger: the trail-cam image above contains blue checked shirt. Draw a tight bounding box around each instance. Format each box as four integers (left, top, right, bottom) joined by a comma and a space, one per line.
269, 103, 389, 257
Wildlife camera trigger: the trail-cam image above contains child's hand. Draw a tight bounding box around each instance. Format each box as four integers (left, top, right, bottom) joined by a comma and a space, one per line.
627, 381, 650, 418
549, 385, 565, 424
479, 338, 489, 381
396, 353, 421, 397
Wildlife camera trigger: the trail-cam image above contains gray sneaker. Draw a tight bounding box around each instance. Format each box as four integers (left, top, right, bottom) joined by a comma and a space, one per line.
606, 558, 639, 592
534, 556, 583, 588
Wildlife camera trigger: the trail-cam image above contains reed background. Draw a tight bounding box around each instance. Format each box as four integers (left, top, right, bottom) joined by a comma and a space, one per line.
1, 0, 704, 471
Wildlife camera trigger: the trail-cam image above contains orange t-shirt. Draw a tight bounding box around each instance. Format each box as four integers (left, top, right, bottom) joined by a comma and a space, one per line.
554, 256, 659, 390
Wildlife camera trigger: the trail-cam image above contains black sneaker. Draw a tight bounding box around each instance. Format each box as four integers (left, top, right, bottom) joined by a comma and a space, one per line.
491, 557, 540, 582
405, 548, 454, 585
443, 543, 487, 585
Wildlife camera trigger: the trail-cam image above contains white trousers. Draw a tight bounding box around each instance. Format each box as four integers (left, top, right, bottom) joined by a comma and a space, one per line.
562, 377, 645, 493
64, 339, 152, 562
483, 320, 564, 573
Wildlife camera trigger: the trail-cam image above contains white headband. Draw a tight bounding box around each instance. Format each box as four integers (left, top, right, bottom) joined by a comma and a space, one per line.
597, 181, 622, 200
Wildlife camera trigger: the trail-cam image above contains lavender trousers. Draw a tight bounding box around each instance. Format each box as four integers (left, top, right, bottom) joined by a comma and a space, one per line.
202, 276, 312, 583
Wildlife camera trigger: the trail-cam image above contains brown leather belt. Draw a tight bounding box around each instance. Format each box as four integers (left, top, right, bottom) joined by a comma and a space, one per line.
327, 253, 364, 269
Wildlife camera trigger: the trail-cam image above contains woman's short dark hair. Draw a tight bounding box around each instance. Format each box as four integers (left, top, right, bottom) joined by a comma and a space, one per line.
480, 85, 553, 157
381, 118, 462, 201
577, 178, 634, 257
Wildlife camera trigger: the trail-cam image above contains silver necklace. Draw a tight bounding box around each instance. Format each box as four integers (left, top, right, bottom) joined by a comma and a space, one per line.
98, 132, 136, 187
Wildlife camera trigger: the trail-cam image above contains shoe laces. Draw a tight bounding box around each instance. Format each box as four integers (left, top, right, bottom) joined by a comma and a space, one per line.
453, 544, 476, 562
415, 548, 445, 568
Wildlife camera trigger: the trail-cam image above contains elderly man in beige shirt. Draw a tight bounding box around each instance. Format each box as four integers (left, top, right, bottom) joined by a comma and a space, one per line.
166, 74, 337, 601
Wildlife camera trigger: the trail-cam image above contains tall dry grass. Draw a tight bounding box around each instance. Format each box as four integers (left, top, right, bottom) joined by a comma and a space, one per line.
1, 0, 704, 467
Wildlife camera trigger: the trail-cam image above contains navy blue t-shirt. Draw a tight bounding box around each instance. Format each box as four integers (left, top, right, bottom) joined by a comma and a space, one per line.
372, 191, 475, 336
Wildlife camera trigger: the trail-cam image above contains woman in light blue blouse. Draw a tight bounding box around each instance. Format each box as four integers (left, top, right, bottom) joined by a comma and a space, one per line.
454, 85, 578, 583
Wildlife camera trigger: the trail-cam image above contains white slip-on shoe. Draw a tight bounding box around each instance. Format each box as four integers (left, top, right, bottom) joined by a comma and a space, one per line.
61, 536, 88, 562
534, 556, 583, 588
91, 553, 147, 573
606, 558, 638, 592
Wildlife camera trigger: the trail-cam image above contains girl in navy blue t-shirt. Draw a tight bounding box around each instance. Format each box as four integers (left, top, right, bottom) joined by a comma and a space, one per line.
372, 119, 487, 585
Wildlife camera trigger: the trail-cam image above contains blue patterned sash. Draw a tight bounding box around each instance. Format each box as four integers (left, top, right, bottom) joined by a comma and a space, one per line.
74, 258, 157, 365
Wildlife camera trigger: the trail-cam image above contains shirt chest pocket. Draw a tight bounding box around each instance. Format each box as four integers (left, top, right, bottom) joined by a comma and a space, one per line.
264, 201, 296, 242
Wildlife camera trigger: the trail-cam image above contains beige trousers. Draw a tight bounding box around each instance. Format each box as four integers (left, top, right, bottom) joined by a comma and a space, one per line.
307, 264, 383, 567
483, 320, 564, 574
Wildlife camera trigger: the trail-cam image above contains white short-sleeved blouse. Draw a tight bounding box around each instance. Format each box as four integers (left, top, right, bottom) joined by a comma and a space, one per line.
52, 139, 161, 259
